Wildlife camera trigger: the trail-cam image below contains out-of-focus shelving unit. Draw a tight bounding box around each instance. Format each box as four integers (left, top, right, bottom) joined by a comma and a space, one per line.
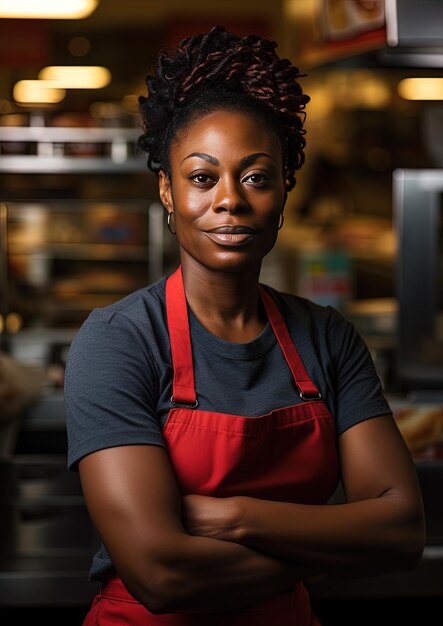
0, 125, 147, 173
0, 121, 178, 331
4, 199, 161, 328
0, 119, 178, 610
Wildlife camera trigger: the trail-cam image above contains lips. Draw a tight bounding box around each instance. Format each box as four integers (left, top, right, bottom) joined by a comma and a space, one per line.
204, 225, 259, 246
206, 225, 258, 234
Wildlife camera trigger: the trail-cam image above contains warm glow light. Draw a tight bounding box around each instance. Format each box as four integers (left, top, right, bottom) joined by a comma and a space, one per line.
351, 72, 392, 109
398, 78, 443, 101
0, 0, 99, 19
121, 94, 140, 114
285, 0, 315, 20
38, 66, 111, 89
13, 80, 66, 104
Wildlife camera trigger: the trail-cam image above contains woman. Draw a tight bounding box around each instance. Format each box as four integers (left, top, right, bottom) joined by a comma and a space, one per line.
64, 26, 425, 625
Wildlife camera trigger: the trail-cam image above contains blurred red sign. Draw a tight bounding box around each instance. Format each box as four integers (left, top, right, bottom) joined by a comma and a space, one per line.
290, 0, 387, 68
0, 20, 49, 68
320, 0, 385, 41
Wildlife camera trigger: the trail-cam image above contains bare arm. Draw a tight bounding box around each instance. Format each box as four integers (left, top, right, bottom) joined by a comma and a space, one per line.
78, 444, 321, 615
182, 415, 426, 578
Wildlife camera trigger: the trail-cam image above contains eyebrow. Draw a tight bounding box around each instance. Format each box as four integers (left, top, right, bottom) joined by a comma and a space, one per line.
181, 152, 274, 167
182, 152, 219, 165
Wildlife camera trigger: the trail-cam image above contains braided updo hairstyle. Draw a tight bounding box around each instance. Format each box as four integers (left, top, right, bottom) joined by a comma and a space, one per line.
137, 25, 310, 191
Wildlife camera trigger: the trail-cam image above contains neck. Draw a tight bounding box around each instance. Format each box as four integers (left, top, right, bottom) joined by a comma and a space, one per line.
179, 256, 266, 342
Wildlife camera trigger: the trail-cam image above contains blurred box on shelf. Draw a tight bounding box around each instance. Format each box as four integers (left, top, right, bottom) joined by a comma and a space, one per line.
296, 247, 353, 310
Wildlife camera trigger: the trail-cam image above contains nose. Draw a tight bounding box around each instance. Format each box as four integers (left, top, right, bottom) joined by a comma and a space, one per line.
212, 175, 249, 214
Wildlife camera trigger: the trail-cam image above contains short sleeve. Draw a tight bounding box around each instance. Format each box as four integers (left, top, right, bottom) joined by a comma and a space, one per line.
327, 307, 393, 435
64, 309, 166, 471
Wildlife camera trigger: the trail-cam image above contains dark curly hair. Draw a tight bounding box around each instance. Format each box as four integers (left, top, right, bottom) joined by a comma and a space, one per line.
137, 25, 310, 191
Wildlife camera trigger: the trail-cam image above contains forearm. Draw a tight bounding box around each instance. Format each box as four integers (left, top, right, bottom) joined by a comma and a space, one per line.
134, 531, 320, 614
80, 447, 321, 615
233, 494, 425, 577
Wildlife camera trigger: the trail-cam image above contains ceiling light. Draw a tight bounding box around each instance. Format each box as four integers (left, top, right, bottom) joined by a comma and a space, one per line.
13, 80, 66, 104
38, 66, 111, 89
0, 0, 99, 19
398, 78, 443, 101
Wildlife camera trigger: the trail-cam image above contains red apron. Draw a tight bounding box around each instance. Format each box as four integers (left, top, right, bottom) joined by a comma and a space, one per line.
84, 266, 339, 625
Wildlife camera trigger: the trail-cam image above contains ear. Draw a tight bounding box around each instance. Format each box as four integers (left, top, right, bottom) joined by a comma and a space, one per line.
282, 187, 288, 210
159, 170, 173, 211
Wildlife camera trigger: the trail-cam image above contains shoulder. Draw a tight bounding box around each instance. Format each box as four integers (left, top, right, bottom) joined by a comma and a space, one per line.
263, 284, 348, 334
71, 277, 166, 341
84, 275, 166, 330
262, 284, 365, 364
263, 286, 392, 429
66, 276, 169, 373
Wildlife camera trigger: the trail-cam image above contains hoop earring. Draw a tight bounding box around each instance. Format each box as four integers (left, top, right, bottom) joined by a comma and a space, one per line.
278, 212, 285, 230
167, 212, 176, 235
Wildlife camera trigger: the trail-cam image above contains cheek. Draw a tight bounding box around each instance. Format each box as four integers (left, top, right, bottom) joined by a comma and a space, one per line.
257, 193, 285, 221
184, 191, 211, 214
173, 190, 212, 228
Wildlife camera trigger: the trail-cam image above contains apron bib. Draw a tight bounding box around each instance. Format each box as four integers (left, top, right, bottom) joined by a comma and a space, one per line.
85, 266, 339, 625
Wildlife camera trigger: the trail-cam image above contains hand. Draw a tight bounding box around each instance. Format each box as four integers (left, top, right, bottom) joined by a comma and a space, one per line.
181, 494, 240, 542
182, 494, 326, 584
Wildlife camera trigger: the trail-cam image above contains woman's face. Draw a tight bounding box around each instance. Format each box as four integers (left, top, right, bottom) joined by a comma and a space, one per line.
159, 108, 287, 274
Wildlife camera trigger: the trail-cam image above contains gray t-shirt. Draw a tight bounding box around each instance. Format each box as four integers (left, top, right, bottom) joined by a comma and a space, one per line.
64, 274, 392, 580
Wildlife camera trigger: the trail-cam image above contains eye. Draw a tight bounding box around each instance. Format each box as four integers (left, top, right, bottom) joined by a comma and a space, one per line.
190, 173, 214, 186
242, 172, 270, 187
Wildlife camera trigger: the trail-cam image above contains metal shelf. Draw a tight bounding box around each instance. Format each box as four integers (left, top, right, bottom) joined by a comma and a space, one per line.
0, 127, 141, 142
0, 125, 149, 173
8, 242, 148, 261
0, 155, 147, 174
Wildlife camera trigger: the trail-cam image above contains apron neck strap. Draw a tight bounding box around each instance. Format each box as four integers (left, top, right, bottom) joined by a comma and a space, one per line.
165, 266, 198, 407
165, 266, 321, 405
259, 286, 321, 400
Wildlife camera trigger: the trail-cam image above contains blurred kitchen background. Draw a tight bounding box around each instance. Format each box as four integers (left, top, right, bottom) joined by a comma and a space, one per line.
0, 1, 442, 623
